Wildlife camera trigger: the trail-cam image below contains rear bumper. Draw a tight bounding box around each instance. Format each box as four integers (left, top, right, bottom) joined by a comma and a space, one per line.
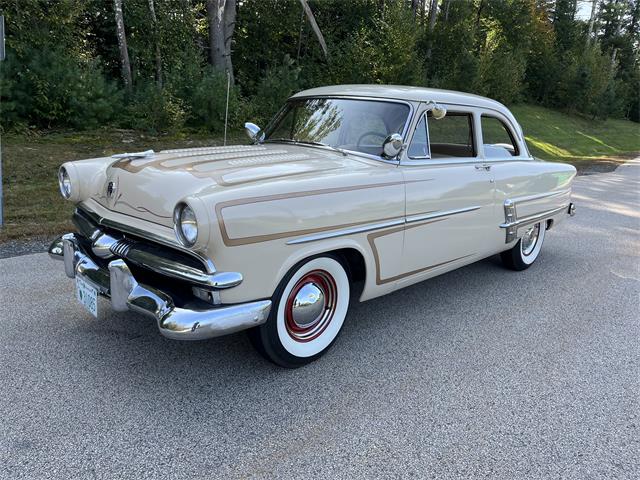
49, 234, 271, 340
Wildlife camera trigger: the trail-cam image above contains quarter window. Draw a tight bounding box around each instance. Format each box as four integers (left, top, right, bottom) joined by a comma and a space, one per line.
481, 115, 518, 157
407, 115, 428, 158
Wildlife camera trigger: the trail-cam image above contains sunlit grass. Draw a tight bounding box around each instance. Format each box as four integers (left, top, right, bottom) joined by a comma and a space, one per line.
511, 104, 640, 162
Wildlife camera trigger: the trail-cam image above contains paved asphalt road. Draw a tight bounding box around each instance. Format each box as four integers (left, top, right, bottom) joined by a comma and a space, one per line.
1, 162, 638, 480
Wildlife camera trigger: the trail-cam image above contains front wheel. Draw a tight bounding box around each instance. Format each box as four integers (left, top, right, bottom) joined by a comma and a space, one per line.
249, 255, 351, 368
500, 221, 546, 271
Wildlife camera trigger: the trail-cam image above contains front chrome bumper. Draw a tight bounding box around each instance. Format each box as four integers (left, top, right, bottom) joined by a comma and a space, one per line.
49, 234, 271, 340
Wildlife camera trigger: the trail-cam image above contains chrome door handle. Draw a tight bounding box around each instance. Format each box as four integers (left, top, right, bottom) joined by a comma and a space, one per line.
475, 164, 491, 171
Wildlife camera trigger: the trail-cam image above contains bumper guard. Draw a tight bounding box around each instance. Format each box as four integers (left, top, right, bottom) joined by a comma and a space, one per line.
49, 234, 271, 340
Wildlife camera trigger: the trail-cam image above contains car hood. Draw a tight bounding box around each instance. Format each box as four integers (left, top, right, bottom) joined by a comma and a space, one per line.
90, 143, 368, 228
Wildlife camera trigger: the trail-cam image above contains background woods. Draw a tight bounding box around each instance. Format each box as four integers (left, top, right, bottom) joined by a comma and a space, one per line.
0, 0, 638, 134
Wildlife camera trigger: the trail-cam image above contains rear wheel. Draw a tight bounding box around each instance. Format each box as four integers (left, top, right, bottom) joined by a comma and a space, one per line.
500, 221, 546, 271
249, 255, 350, 368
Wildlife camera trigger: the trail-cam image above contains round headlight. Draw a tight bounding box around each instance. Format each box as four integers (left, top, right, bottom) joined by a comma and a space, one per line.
58, 166, 72, 199
174, 203, 198, 247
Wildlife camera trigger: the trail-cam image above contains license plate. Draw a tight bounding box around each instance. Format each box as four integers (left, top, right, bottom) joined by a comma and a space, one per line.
76, 275, 98, 318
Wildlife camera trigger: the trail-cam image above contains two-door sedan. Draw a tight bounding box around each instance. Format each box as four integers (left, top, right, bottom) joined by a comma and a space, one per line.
50, 85, 576, 367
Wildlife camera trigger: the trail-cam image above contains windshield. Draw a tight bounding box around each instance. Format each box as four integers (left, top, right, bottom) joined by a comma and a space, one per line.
264, 98, 410, 157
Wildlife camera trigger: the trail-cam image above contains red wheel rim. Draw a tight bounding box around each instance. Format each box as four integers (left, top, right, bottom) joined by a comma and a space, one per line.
284, 269, 337, 343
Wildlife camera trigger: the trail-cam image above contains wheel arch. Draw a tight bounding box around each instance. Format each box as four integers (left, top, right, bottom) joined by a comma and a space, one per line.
273, 239, 372, 302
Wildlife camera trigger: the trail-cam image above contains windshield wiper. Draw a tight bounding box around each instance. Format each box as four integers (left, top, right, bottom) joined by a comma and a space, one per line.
265, 138, 347, 156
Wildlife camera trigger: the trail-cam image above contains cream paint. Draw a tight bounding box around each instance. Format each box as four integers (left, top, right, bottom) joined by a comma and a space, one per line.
64, 86, 576, 307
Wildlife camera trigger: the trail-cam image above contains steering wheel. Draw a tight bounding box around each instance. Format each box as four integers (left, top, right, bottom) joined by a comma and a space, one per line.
357, 131, 387, 147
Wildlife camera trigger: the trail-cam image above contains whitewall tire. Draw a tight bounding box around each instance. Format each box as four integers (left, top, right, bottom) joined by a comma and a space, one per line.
500, 221, 546, 271
249, 255, 350, 368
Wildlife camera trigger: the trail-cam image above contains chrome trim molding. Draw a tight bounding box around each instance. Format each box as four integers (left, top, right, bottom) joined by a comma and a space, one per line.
405, 205, 480, 224
500, 202, 569, 243
286, 218, 405, 245
113, 240, 243, 289
57, 237, 270, 341
287, 205, 481, 245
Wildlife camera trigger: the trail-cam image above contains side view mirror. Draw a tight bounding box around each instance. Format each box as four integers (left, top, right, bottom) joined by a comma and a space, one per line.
244, 122, 263, 142
382, 133, 404, 159
427, 101, 447, 120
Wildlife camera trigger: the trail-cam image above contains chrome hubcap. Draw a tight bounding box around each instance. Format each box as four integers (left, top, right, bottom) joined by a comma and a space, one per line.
291, 282, 326, 327
521, 223, 540, 256
285, 270, 337, 343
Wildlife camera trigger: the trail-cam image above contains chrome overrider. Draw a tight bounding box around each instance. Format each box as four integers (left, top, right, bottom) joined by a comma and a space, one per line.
48, 234, 272, 340
500, 200, 576, 243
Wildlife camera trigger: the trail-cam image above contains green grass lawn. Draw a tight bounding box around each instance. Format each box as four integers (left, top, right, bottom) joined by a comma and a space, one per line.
0, 104, 638, 242
511, 104, 640, 162
0, 129, 242, 241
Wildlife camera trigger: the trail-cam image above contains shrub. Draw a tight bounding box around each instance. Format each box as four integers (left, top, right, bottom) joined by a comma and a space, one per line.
250, 56, 301, 125
120, 83, 186, 133
2, 47, 120, 130
186, 68, 242, 132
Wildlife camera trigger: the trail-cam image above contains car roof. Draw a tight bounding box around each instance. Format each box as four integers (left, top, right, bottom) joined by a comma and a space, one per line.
292, 84, 509, 113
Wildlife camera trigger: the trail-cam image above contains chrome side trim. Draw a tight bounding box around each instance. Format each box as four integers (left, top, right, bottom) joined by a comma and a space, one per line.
287, 205, 481, 245
405, 205, 481, 224
286, 218, 405, 245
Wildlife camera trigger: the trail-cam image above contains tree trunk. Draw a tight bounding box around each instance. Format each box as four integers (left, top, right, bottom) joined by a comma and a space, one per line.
587, 0, 598, 44
207, 0, 236, 82
299, 0, 328, 58
148, 0, 162, 88
425, 0, 439, 59
114, 0, 132, 92
428, 0, 438, 31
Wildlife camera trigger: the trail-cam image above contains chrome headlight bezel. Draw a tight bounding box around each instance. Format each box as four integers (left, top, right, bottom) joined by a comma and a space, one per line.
58, 166, 72, 199
173, 202, 198, 247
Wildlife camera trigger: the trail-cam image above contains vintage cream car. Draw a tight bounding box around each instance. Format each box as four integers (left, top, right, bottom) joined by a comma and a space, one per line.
50, 85, 576, 367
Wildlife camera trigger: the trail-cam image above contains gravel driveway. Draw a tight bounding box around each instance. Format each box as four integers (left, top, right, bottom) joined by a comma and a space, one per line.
1, 162, 638, 479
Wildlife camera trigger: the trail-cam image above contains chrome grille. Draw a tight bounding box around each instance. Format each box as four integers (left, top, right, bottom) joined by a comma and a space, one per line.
110, 238, 133, 257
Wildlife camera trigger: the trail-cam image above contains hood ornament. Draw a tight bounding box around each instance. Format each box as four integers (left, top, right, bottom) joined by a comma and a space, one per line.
111, 149, 155, 159
106, 180, 117, 199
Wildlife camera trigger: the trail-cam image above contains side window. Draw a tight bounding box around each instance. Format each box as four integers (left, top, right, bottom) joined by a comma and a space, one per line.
427, 112, 475, 158
481, 115, 519, 157
408, 115, 429, 158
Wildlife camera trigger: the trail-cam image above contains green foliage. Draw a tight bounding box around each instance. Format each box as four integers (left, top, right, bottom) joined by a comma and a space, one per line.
331, 3, 423, 86
251, 56, 301, 125
2, 47, 120, 129
119, 83, 186, 133
187, 68, 243, 131
1, 0, 638, 133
